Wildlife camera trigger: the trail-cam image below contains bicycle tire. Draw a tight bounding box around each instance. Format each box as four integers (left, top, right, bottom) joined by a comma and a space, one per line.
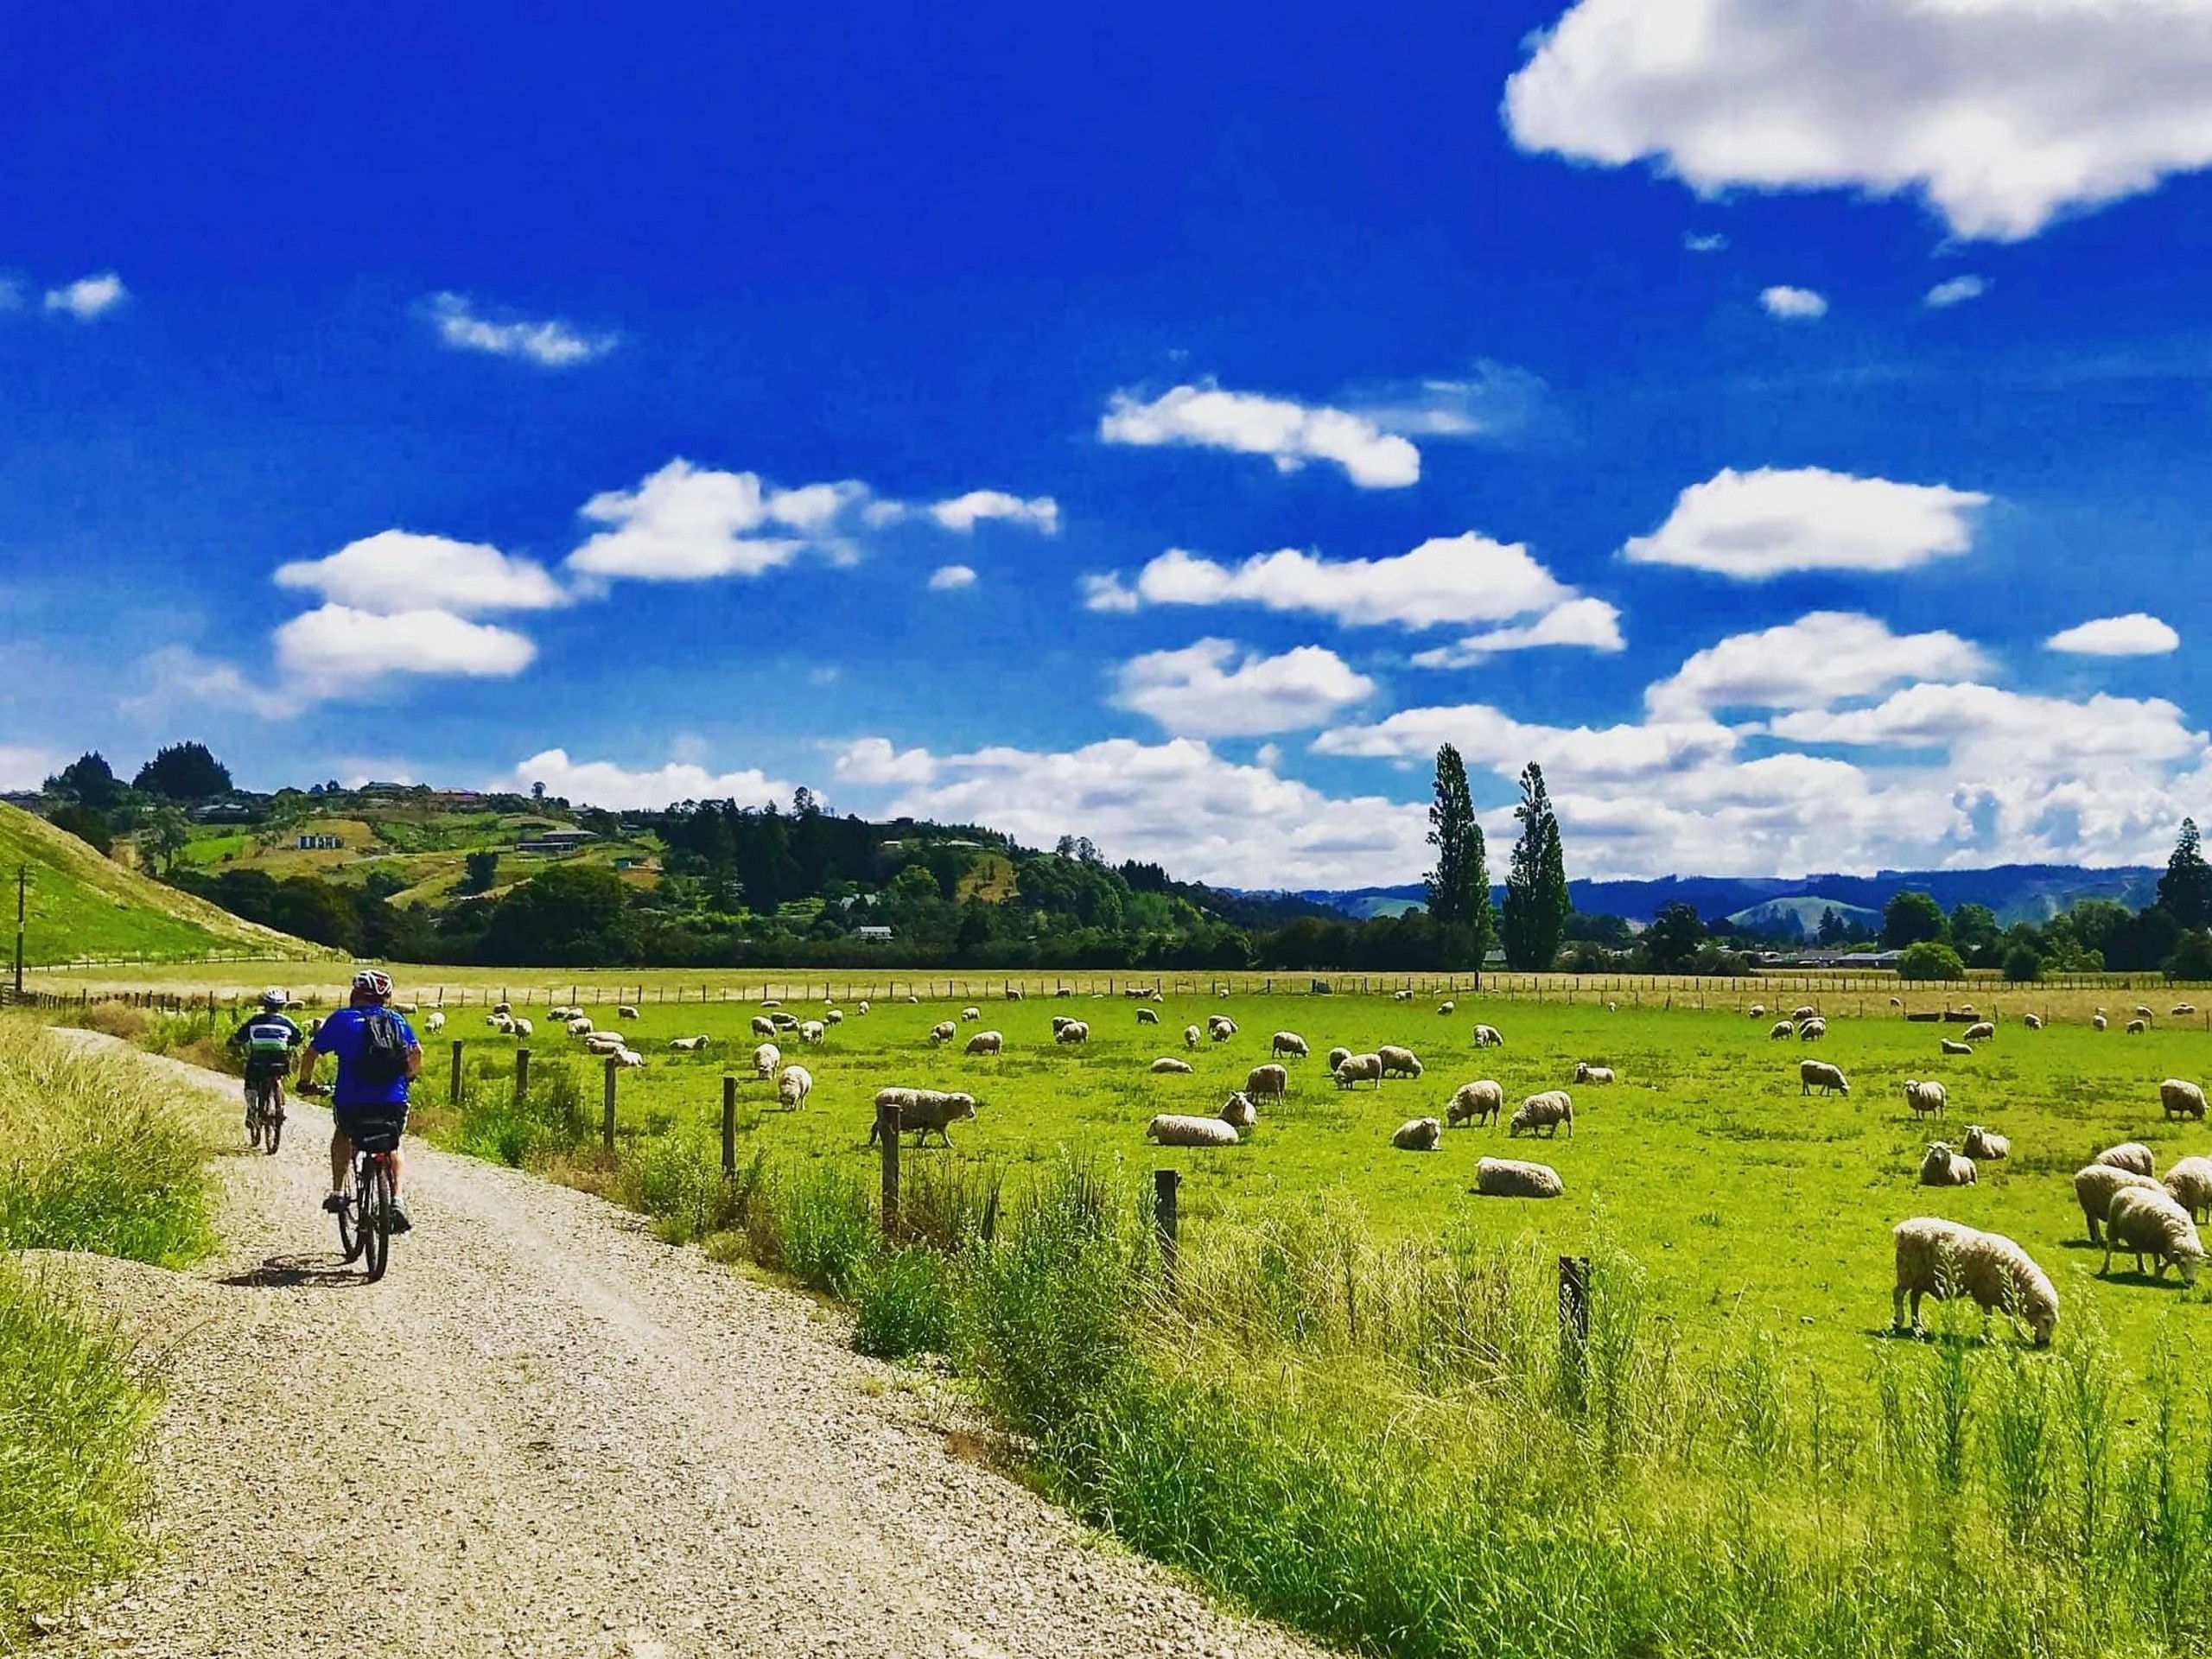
337, 1167, 364, 1262
245, 1105, 262, 1150
264, 1103, 283, 1156
363, 1159, 392, 1283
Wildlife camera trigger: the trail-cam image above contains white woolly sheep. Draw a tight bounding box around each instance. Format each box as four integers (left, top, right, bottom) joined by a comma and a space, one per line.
1748, 1004, 1766, 1019
1219, 1091, 1259, 1129
2075, 1164, 2163, 1242
618, 1004, 639, 1020
929, 1020, 957, 1046
1378, 1045, 1423, 1080
752, 1015, 776, 1038
1920, 1142, 1977, 1186
1890, 996, 1904, 1008
777, 1065, 812, 1109
1245, 1063, 1288, 1103
425, 1011, 446, 1033
492, 1001, 512, 1016
2136, 1004, 2157, 1020
2022, 1013, 2043, 1030
1326, 1046, 1352, 1073
1272, 1031, 1309, 1060
825, 1009, 844, 1026
2103, 1186, 2205, 1286
486, 1013, 512, 1031
1210, 1016, 1238, 1040
1961, 1125, 2009, 1161
961, 1006, 982, 1022
1137, 1007, 1160, 1026
1940, 1039, 1974, 1057
1800, 1060, 1848, 1096
964, 1030, 1004, 1056
2162, 1156, 2212, 1224
2094, 1014, 2108, 1032
1477, 1157, 1563, 1199
2175, 1003, 2198, 1017
1447, 1079, 1505, 1128
2159, 1079, 2208, 1122
1436, 1001, 1455, 1016
1770, 1020, 1796, 1041
905, 995, 919, 1004
1891, 1217, 2058, 1345
2128, 1020, 2150, 1036
870, 1090, 978, 1147
568, 1017, 594, 1037
1472, 1025, 1504, 1048
512, 1018, 533, 1038
753, 1041, 781, 1079
2098, 1142, 2157, 1178
1791, 1005, 1818, 1022
1185, 1025, 1202, 1050
614, 1047, 645, 1069
1147, 1113, 1240, 1147
1798, 1018, 1827, 1042
1149, 1057, 1194, 1075
668, 1035, 709, 1052
1008, 988, 1027, 1001
1057, 1020, 1090, 1045
1509, 1090, 1574, 1138
1393, 1116, 1443, 1152
1573, 1061, 1617, 1086
1902, 1079, 1947, 1118
770, 1013, 799, 1032
1394, 988, 1414, 1001
761, 1000, 781, 1010
857, 1001, 870, 1015
1961, 1021, 1996, 1043
800, 1020, 827, 1045
1334, 1052, 1384, 1089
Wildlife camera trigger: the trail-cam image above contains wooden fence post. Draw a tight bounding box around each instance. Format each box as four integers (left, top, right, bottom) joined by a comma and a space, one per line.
1154, 1167, 1182, 1285
602, 1056, 618, 1154
877, 1103, 901, 1237
512, 1046, 530, 1104
449, 1039, 464, 1105
721, 1075, 738, 1176
1559, 1254, 1591, 1405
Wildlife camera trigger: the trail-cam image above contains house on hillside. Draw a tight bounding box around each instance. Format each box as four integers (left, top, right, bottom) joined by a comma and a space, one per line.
515, 827, 600, 855
296, 833, 344, 851
854, 925, 893, 943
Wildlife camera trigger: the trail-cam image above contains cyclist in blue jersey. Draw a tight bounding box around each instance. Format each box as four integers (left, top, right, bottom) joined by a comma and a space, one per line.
299, 968, 423, 1232
228, 988, 303, 1125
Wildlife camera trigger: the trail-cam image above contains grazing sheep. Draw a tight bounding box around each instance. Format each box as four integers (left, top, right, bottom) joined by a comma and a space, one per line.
1509, 1090, 1574, 1138
2127, 1020, 2150, 1036
961, 1006, 982, 1022
752, 1015, 777, 1038
493, 1001, 512, 1017
1378, 1045, 1424, 1080
1149, 1057, 1194, 1075
1394, 988, 1414, 1001
1573, 1061, 1617, 1086
1393, 1116, 1444, 1152
486, 1013, 512, 1031
1446, 1079, 1504, 1128
2075, 1164, 2163, 1243
753, 1042, 781, 1079
1798, 1018, 1828, 1042
2175, 1003, 2198, 1017
1137, 1007, 1160, 1026
777, 1065, 813, 1109
1436, 1001, 1455, 1016
568, 1017, 594, 1037
614, 1048, 645, 1069
1770, 1020, 1796, 1040
1209, 1016, 1238, 1040
761, 1001, 781, 1011
1476, 1157, 1563, 1199
1791, 1005, 1818, 1023
929, 1021, 957, 1046
2098, 1142, 2157, 1178
1147, 1113, 1241, 1147
1326, 1046, 1352, 1073
1920, 1142, 1978, 1186
1057, 1020, 1090, 1046
585, 1032, 626, 1056
826, 1009, 844, 1026
857, 1001, 870, 1015
2159, 1079, 2208, 1122
2094, 1014, 2108, 1032
1245, 1064, 1288, 1103
1334, 1052, 1384, 1090
668, 1035, 709, 1052
1008, 988, 1027, 1001
1890, 996, 1904, 1009
1053, 988, 1073, 998
512, 1018, 533, 1038
869, 1090, 979, 1147
1800, 1059, 1848, 1096
1961, 1125, 2010, 1162
618, 1004, 640, 1020
1940, 1039, 1974, 1057
1271, 1032, 1309, 1060
1961, 1021, 1996, 1043
964, 1030, 1004, 1056
799, 1020, 827, 1045
1472, 1025, 1504, 1048
1748, 1004, 1767, 1018
770, 1013, 799, 1032
1185, 1025, 1202, 1050
2162, 1156, 2212, 1224
2022, 1013, 2043, 1030
2136, 1005, 2157, 1020
2103, 1186, 2205, 1285
1902, 1079, 1947, 1119
1891, 1217, 2058, 1345
425, 1011, 447, 1033
1219, 1091, 1259, 1129
1606, 1001, 1618, 1013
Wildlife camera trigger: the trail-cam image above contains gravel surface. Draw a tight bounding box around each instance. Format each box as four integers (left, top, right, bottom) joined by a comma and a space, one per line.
39, 1039, 1320, 1659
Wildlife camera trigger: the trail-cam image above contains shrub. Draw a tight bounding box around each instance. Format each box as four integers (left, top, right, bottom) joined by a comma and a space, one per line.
1896, 941, 1967, 982
851, 1249, 955, 1359
2001, 944, 2044, 983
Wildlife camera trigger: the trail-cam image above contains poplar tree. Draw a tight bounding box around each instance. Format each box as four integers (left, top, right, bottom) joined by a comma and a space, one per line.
1502, 762, 1571, 970
2160, 817, 2212, 932
1424, 744, 1491, 970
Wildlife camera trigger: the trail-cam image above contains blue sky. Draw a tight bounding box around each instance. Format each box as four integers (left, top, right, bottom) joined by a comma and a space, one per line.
5, 0, 2212, 887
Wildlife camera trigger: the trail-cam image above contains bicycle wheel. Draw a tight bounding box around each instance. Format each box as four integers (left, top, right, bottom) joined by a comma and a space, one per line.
264, 1101, 283, 1156
362, 1158, 392, 1283
245, 1090, 263, 1150
337, 1163, 364, 1262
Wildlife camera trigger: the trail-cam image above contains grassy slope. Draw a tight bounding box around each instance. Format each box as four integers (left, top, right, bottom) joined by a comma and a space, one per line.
0, 802, 323, 965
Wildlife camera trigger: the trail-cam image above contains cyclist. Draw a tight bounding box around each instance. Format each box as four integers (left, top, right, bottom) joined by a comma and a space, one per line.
228, 988, 303, 1129
300, 969, 423, 1233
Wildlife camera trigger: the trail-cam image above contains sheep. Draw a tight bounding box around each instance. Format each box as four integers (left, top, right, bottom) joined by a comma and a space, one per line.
1053, 988, 1073, 999
1476, 1157, 1563, 1199
1800, 1059, 1848, 1096
512, 1018, 533, 1038
668, 1035, 710, 1052
799, 1020, 827, 1045
1940, 1039, 1974, 1057
486, 1013, 512, 1031
1920, 1142, 1978, 1186
761, 1001, 781, 1010
753, 1042, 781, 1080
2136, 1005, 2157, 1020
1393, 1117, 1444, 1152
1573, 1062, 1618, 1086
2098, 1142, 2157, 1178
1185, 1024, 1202, 1050
777, 1065, 813, 1109
752, 1015, 777, 1038
2162, 1156, 2212, 1224
1748, 1004, 1767, 1019
2075, 1164, 2163, 1243
1136, 1007, 1160, 1026
1902, 1079, 1947, 1119
964, 1031, 1004, 1057
1378, 1045, 1424, 1080
869, 1090, 978, 1147
2174, 1003, 2198, 1017
929, 1020, 957, 1046
905, 995, 919, 1003
1961, 1125, 2010, 1162
2160, 1079, 2208, 1122
1436, 1001, 1455, 1016
770, 1013, 799, 1032
2127, 1020, 2149, 1037
856, 1001, 870, 1015
1147, 1114, 1240, 1147
1056, 1020, 1090, 1046
391, 1001, 417, 1015
546, 1005, 576, 1021
1218, 1091, 1259, 1130
2103, 1186, 2205, 1286
1007, 988, 1027, 1001
614, 1048, 645, 1069
2022, 1013, 2044, 1030
1446, 1079, 1504, 1128
1472, 1025, 1504, 1048
585, 1033, 626, 1056
1244, 1063, 1288, 1103
1326, 1046, 1351, 1073
1891, 1217, 2058, 1346
1961, 1021, 1996, 1043
1209, 1016, 1238, 1040
1798, 1018, 1827, 1042
1770, 1020, 1796, 1040
1889, 996, 1904, 1009
1271, 1032, 1309, 1060
425, 1011, 447, 1033
618, 1004, 640, 1020
2094, 1014, 2109, 1033
1052, 1014, 1074, 1034
1791, 1005, 1818, 1023
825, 1009, 844, 1026
568, 1017, 594, 1037
1334, 1052, 1384, 1090
1509, 1090, 1574, 1138
961, 1006, 982, 1022
1149, 1057, 1194, 1075
493, 1001, 512, 1016
1393, 988, 1414, 1001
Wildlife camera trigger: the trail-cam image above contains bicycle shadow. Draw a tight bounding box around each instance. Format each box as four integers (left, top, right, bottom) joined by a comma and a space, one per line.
219, 1253, 366, 1291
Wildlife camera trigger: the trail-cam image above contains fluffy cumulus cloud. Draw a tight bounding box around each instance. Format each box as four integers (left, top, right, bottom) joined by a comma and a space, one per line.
1643, 611, 1990, 720
926, 563, 978, 591
2046, 613, 2181, 656
274, 606, 537, 698
429, 292, 616, 366
1760, 285, 1827, 320
566, 461, 870, 582
832, 737, 939, 786
1409, 597, 1626, 667
504, 748, 794, 810
1622, 467, 1989, 579
44, 272, 127, 320
1505, 0, 2212, 241
1100, 382, 1421, 488
1111, 639, 1376, 737
274, 531, 569, 615
1925, 275, 1990, 308
927, 491, 1060, 534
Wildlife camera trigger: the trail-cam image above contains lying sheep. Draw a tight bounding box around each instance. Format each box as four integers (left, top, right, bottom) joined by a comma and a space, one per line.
1961, 1125, 2010, 1162
964, 1030, 1003, 1056
2098, 1142, 2157, 1178
929, 1020, 957, 1046
1326, 1046, 1351, 1073
2075, 1164, 2164, 1243
1150, 1057, 1195, 1075
1799, 1018, 1827, 1042
2164, 1156, 2212, 1223
1147, 1113, 1240, 1147
1902, 1079, 1947, 1119
1446, 1078, 1504, 1129
1573, 1062, 1617, 1086
1477, 1157, 1563, 1199
2127, 1020, 2149, 1036
1185, 1025, 1202, 1050
668, 1035, 710, 1052
1392, 1116, 1443, 1152
1940, 1039, 1974, 1057
1920, 1142, 1977, 1186
777, 1065, 813, 1109
1218, 1091, 1258, 1130
2104, 1186, 2205, 1285
1056, 1020, 1090, 1045
869, 1090, 978, 1147
1436, 1001, 1455, 1016
1136, 1007, 1160, 1026
1509, 1090, 1573, 1138
1770, 1020, 1796, 1041
753, 1042, 781, 1079
1271, 1032, 1309, 1060
1378, 1045, 1423, 1080
1245, 1063, 1288, 1103
1472, 1025, 1504, 1048
752, 1015, 777, 1038
585, 1032, 626, 1055
1891, 1217, 2058, 1346
1334, 1052, 1384, 1090
2160, 1079, 2208, 1122
1800, 1060, 1848, 1096
614, 1048, 645, 1069
1961, 1021, 1996, 1043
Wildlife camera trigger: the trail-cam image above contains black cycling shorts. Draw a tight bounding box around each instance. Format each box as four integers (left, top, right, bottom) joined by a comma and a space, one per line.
334, 1103, 409, 1153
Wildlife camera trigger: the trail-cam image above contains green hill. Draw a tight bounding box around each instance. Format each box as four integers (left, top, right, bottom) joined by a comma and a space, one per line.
0, 801, 326, 966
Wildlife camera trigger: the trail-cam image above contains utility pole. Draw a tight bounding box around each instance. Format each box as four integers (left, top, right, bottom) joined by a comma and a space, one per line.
13, 865, 26, 998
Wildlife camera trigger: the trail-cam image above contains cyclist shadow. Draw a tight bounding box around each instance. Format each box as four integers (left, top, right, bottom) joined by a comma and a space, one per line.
219, 1253, 365, 1290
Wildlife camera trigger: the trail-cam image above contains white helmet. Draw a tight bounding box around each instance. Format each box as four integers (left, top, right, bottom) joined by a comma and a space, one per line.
260, 988, 289, 1010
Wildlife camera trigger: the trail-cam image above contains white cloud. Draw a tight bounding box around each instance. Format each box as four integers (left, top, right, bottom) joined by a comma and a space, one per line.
274, 530, 569, 616
1111, 639, 1376, 737
1084, 534, 1576, 630
1622, 467, 1989, 579
1503, 0, 2212, 242
274, 606, 537, 697
0, 745, 60, 790
566, 460, 869, 582
44, 273, 126, 321
1925, 275, 1990, 308
1343, 361, 1548, 440
505, 748, 793, 810
1770, 683, 2203, 770
1079, 572, 1141, 613
1644, 612, 1991, 720
1315, 703, 1737, 781
1760, 285, 1828, 320
832, 737, 939, 786
429, 292, 615, 366
927, 563, 978, 592
928, 491, 1060, 534
1100, 382, 1421, 488
1409, 597, 1626, 667
1684, 232, 1729, 252
2046, 613, 2180, 656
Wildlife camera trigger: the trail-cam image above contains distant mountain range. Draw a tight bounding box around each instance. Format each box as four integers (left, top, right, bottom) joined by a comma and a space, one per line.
1292, 864, 2164, 928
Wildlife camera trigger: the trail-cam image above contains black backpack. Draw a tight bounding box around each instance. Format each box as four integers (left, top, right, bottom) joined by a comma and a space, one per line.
353, 1009, 410, 1088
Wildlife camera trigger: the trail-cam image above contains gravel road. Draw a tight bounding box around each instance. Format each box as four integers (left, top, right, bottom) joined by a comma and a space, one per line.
39, 1040, 1318, 1659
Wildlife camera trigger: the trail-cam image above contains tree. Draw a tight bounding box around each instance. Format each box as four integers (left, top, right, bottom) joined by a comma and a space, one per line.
1816, 906, 1846, 947
1881, 891, 1948, 950
1422, 744, 1492, 970
2001, 943, 2044, 983
480, 864, 638, 964
47, 752, 121, 811
460, 849, 500, 893
1643, 900, 1707, 972
1896, 940, 1967, 982
143, 804, 192, 874
2167, 930, 2212, 982
2159, 818, 2212, 931
48, 803, 112, 855
132, 741, 232, 802
1948, 903, 2002, 961
1500, 763, 1570, 971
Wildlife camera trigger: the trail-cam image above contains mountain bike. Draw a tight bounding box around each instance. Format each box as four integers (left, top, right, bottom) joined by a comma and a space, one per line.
334, 1122, 404, 1283
244, 1074, 285, 1155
